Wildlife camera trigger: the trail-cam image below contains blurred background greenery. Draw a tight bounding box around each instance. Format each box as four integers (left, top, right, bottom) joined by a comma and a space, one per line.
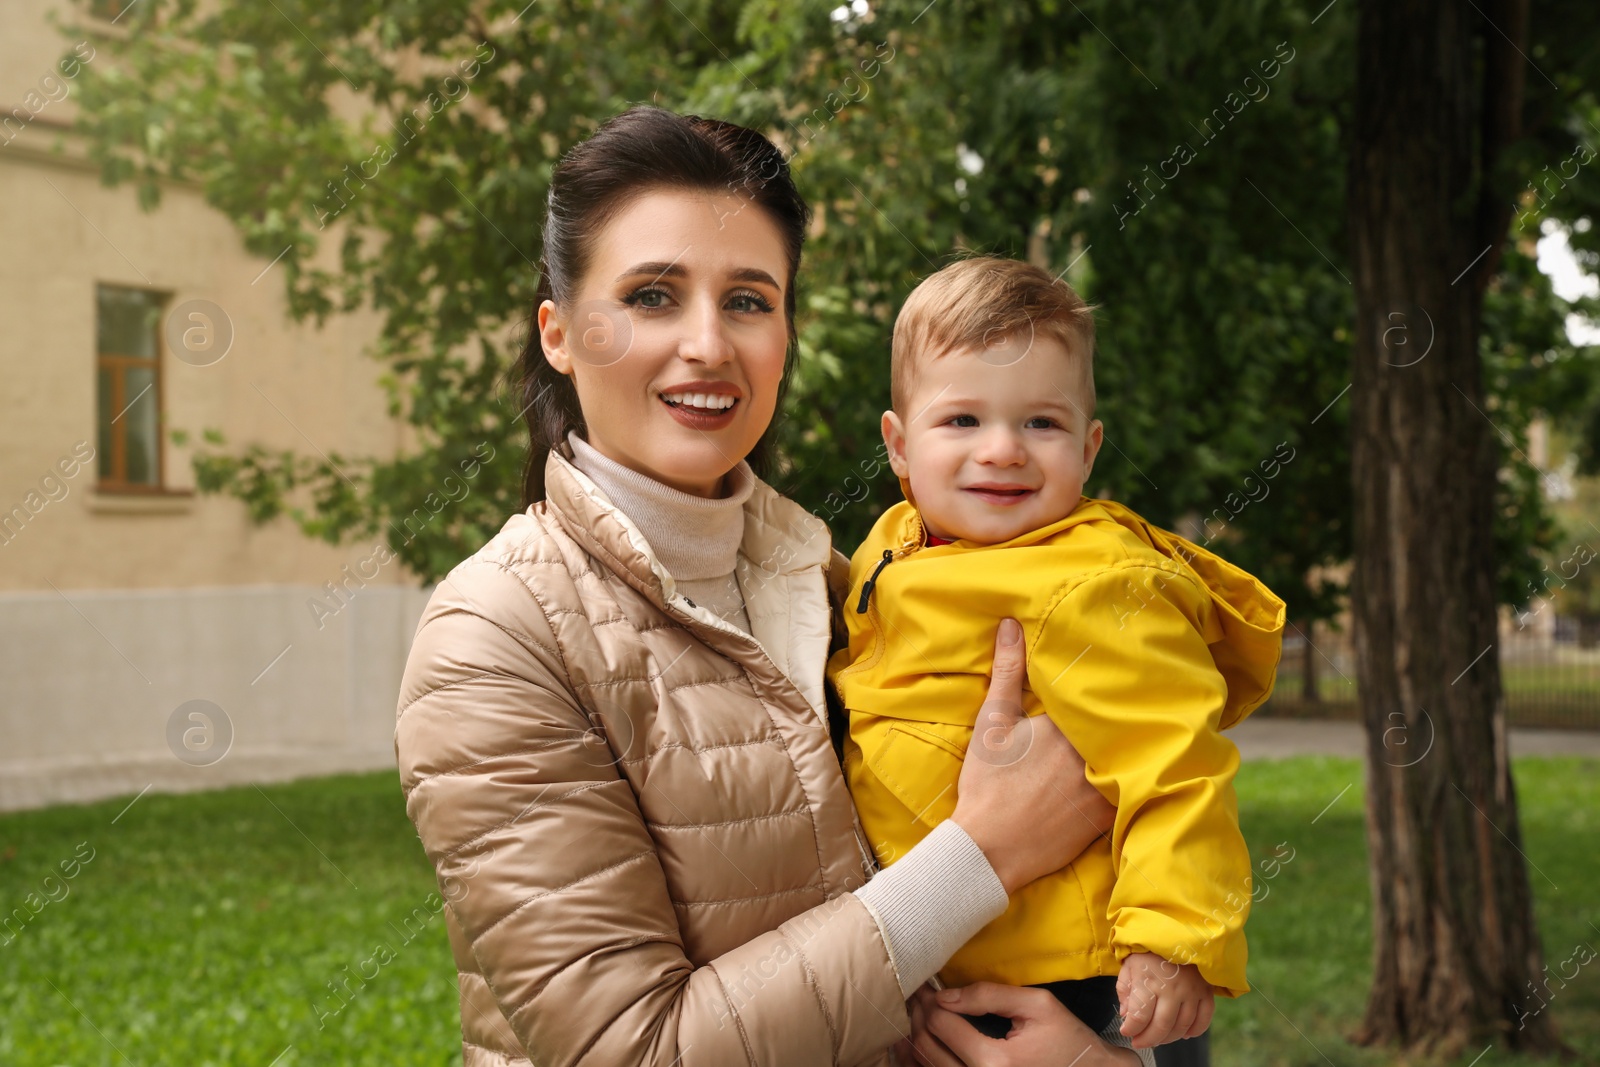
65, 0, 1599, 635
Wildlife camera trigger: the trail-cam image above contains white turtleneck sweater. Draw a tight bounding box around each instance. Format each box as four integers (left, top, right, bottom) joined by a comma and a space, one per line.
567, 431, 757, 634
563, 431, 1010, 996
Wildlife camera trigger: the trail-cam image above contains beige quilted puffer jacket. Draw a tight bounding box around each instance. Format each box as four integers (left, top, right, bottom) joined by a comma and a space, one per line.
395, 445, 907, 1066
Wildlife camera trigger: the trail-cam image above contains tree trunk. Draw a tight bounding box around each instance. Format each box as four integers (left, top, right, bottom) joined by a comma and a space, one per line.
1348, 0, 1566, 1055
1301, 618, 1320, 704
1578, 614, 1600, 650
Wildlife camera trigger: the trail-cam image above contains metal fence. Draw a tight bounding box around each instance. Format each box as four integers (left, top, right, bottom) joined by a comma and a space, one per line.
1260, 620, 1600, 731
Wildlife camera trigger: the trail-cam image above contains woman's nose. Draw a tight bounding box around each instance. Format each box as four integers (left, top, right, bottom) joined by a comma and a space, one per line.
678, 298, 735, 366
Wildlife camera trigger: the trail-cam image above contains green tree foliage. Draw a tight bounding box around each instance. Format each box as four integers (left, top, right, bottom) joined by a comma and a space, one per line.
60, 0, 1597, 605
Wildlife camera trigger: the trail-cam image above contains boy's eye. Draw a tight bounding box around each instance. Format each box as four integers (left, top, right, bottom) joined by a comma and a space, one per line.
1027, 417, 1061, 429
949, 415, 979, 428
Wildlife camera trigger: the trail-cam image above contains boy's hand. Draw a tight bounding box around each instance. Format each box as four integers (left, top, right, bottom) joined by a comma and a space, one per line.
1116, 952, 1214, 1049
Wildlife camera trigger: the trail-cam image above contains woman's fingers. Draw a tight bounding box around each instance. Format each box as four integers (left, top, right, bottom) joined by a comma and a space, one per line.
904, 987, 969, 1067
923, 1004, 996, 1063
948, 616, 1122, 896
933, 981, 1053, 1021
923, 982, 1064, 1065
922, 982, 1150, 1067
970, 619, 1028, 765
982, 617, 1027, 713
916, 983, 1042, 1067
952, 619, 1118, 894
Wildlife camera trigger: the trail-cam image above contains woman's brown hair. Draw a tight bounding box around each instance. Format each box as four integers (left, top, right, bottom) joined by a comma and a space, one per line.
513, 106, 812, 506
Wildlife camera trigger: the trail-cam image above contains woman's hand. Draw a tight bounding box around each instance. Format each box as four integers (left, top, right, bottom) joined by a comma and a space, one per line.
895, 983, 1141, 1067
949, 618, 1116, 894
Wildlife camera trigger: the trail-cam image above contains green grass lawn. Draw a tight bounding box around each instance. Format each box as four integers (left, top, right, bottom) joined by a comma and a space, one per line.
1218, 756, 1600, 1067
0, 758, 1594, 1066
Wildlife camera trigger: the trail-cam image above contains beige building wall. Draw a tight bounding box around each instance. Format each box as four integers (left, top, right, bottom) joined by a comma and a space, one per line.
0, 0, 434, 810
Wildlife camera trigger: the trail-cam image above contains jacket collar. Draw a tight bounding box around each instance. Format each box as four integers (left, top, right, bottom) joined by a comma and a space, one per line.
540, 445, 833, 613
876, 491, 1286, 728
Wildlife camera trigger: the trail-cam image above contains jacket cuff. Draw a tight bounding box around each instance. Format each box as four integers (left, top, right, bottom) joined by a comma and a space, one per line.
1113, 904, 1251, 999
854, 819, 1009, 996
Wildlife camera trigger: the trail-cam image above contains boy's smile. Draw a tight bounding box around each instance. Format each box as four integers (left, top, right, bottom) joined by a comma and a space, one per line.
883, 333, 1104, 545
963, 482, 1038, 506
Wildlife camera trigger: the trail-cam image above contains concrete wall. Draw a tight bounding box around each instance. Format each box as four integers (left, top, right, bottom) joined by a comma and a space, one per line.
0, 583, 436, 811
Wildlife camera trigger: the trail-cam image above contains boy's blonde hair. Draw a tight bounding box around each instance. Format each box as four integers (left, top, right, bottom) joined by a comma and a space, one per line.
891, 255, 1097, 420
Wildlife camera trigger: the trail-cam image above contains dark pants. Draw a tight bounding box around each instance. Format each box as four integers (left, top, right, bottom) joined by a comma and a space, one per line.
1154, 1033, 1210, 1067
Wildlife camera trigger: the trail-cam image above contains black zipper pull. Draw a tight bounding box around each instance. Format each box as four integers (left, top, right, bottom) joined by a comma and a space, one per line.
856, 549, 895, 614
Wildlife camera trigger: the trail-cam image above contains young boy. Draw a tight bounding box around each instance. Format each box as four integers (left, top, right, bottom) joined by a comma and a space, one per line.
826, 256, 1285, 1055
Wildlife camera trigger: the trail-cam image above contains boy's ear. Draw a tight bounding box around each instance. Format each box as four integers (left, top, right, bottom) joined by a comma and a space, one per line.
881, 410, 910, 478
1082, 418, 1105, 481
538, 299, 574, 376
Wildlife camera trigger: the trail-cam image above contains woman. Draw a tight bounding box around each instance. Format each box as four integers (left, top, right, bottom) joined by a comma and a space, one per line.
394, 106, 1140, 1067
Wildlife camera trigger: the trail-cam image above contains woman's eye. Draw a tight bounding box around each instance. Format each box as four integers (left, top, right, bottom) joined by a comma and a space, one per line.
728, 291, 775, 313
623, 286, 670, 309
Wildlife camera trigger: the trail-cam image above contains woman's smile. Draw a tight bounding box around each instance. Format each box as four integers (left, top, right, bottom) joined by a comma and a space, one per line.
656, 378, 744, 428
659, 391, 740, 428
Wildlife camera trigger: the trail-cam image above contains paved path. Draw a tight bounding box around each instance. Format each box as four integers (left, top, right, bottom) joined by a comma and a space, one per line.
1232, 718, 1600, 761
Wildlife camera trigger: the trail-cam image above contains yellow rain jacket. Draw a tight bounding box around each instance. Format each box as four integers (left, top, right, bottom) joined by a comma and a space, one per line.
826, 490, 1285, 997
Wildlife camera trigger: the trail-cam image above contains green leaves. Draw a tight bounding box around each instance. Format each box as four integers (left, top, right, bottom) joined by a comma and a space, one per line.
66, 0, 1598, 594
